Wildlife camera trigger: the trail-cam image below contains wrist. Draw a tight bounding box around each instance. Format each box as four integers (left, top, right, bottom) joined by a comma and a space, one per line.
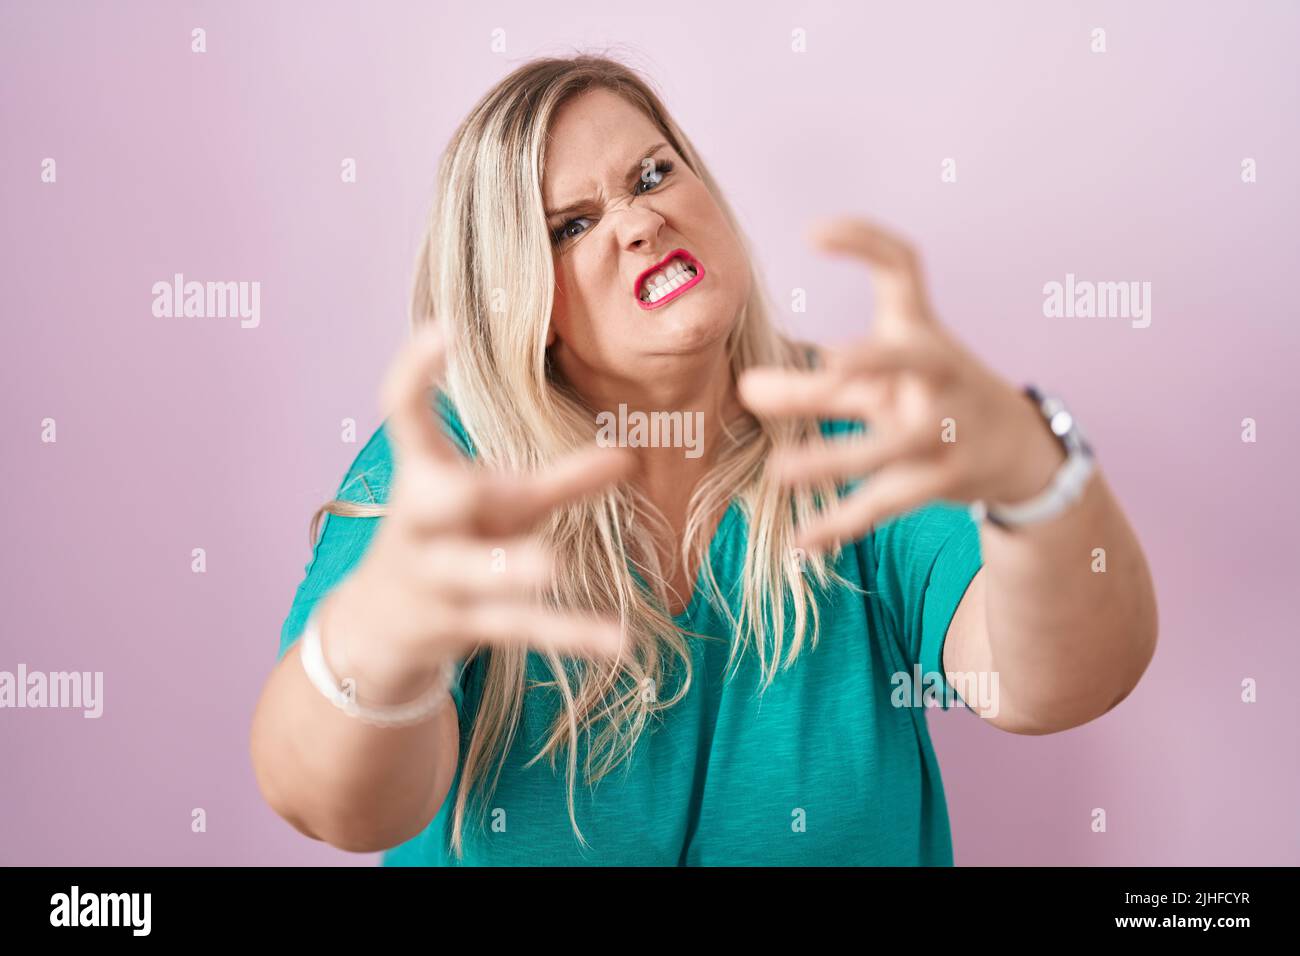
971, 383, 1096, 532
990, 389, 1068, 507
317, 585, 451, 708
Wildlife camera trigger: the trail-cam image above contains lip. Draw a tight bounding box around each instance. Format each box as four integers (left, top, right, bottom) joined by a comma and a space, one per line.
634, 248, 705, 311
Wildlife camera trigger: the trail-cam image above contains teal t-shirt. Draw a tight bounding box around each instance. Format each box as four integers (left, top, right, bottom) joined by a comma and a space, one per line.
277, 392, 984, 866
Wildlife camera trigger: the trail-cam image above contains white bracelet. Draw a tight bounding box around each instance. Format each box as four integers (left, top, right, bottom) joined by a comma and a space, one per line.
299, 610, 459, 728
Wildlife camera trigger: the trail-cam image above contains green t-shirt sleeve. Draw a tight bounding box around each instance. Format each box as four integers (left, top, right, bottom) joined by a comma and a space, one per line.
867, 499, 984, 710
276, 391, 476, 709
276, 423, 394, 663
818, 415, 984, 710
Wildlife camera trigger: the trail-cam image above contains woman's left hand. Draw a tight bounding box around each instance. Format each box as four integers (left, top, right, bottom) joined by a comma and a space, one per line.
738, 218, 1067, 553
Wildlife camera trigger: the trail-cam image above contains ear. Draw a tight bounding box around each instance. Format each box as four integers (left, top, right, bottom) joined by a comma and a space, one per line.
545, 319, 556, 348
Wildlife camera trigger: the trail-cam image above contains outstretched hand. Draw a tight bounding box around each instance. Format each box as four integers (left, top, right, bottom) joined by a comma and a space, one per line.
738, 219, 1065, 554
322, 323, 636, 704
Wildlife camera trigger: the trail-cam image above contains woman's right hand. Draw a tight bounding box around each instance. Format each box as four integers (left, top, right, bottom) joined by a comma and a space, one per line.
316, 324, 635, 705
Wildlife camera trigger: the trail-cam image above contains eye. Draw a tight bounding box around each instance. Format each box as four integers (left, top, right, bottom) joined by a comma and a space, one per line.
549, 158, 677, 246
635, 158, 674, 195
551, 216, 593, 244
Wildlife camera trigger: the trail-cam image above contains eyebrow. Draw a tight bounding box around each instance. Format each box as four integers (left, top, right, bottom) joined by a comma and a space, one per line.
544, 142, 670, 221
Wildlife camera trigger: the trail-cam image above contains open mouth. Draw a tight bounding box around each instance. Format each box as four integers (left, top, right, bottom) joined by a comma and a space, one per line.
634, 249, 705, 310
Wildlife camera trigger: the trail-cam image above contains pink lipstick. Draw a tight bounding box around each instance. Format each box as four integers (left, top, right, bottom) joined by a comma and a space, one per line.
634, 248, 705, 311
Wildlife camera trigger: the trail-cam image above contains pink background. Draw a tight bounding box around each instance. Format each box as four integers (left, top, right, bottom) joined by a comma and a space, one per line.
1, 0, 1296, 865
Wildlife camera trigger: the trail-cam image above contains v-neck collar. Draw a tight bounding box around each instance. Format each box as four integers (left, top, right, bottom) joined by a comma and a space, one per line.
671, 499, 740, 625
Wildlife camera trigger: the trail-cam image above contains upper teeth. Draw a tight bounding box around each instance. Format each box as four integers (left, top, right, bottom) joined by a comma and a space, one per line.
640, 258, 697, 302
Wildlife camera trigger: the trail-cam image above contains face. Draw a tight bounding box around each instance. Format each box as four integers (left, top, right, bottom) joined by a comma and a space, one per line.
541, 88, 751, 392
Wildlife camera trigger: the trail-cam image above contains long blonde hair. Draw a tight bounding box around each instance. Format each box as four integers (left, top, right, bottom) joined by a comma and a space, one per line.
311, 52, 855, 858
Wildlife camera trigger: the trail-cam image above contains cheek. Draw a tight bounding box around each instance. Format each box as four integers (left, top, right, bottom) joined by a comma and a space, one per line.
551, 258, 580, 324
551, 253, 608, 331
686, 189, 742, 268
548, 261, 595, 345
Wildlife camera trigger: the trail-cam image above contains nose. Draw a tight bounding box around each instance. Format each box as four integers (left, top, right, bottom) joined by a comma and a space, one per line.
611, 201, 665, 252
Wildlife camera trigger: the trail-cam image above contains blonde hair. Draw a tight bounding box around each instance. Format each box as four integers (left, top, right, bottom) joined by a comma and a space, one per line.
310, 51, 855, 858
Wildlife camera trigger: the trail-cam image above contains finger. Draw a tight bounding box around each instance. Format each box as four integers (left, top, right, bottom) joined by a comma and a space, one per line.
379, 450, 483, 537
479, 444, 636, 534
805, 218, 935, 326
381, 323, 461, 467
737, 366, 887, 420
796, 461, 953, 553
412, 536, 556, 600
457, 602, 629, 660
769, 426, 941, 488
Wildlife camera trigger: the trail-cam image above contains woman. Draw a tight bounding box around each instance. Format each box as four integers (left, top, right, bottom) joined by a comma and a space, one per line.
250, 54, 1158, 866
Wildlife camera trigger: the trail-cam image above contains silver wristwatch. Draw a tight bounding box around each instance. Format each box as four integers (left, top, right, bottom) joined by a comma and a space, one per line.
969, 385, 1096, 530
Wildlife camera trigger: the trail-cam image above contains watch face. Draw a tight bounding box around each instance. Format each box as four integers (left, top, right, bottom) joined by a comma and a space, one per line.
1062, 411, 1093, 455
1039, 393, 1091, 456
1047, 407, 1072, 438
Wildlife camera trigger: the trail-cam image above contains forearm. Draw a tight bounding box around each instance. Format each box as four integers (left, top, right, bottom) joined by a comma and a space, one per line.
249, 587, 460, 853
979, 465, 1158, 732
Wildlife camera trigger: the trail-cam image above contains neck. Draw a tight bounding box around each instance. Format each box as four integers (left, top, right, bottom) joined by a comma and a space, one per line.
556, 345, 750, 500
554, 345, 752, 612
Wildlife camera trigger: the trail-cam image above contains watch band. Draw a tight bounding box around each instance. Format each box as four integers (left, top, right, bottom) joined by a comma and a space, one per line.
299, 610, 459, 728
969, 385, 1096, 530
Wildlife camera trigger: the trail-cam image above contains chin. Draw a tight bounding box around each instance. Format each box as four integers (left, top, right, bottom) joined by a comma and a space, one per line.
636, 280, 747, 355
650, 303, 738, 356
